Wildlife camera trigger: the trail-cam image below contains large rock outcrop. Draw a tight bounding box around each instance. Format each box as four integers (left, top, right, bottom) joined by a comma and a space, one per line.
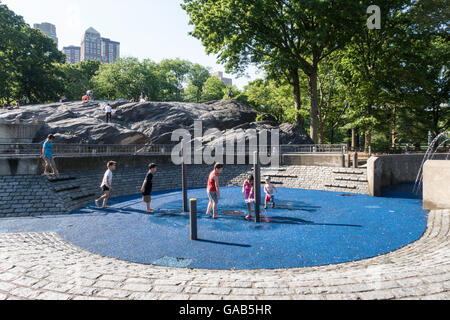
0, 100, 313, 145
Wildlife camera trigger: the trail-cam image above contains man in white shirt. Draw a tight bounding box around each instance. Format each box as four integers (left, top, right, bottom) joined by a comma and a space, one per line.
105, 102, 112, 123
95, 161, 116, 208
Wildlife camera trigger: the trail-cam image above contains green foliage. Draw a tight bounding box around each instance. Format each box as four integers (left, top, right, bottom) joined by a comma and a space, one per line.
1, 2, 447, 151
158, 58, 193, 101
241, 79, 298, 124
91, 58, 213, 102
0, 4, 65, 104
59, 61, 98, 101
200, 76, 227, 102
92, 57, 161, 100
184, 64, 211, 102
181, 0, 370, 142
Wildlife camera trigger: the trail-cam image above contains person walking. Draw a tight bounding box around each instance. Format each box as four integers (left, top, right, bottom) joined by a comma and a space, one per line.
104, 100, 112, 123
41, 134, 59, 177
95, 161, 117, 208
206, 163, 224, 219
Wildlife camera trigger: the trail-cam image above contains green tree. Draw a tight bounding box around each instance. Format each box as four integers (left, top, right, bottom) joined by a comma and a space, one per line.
0, 5, 64, 104
241, 78, 300, 124
59, 60, 103, 101
339, 0, 449, 151
184, 63, 210, 102
92, 57, 161, 100
182, 0, 368, 142
158, 58, 193, 101
0, 4, 24, 103
200, 76, 226, 102
59, 63, 90, 101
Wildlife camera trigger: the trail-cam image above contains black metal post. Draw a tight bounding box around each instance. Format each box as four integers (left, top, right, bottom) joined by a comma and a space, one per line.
182, 162, 188, 212
353, 152, 358, 169
190, 198, 197, 240
254, 151, 261, 223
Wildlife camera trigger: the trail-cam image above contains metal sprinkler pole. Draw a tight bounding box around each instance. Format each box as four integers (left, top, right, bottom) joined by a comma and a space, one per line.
254, 151, 261, 223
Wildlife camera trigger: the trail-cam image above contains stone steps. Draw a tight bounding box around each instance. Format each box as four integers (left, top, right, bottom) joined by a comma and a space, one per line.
333, 170, 365, 175
324, 183, 357, 190
335, 177, 368, 183
260, 181, 283, 185
328, 168, 368, 191
264, 174, 299, 178
46, 175, 77, 183
53, 185, 80, 193
70, 191, 96, 201
261, 167, 286, 172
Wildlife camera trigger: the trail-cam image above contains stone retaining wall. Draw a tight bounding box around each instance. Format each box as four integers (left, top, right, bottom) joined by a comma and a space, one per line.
423, 160, 450, 210
367, 154, 449, 196
0, 153, 349, 176
0, 164, 368, 217
0, 176, 66, 216
282, 153, 345, 167
0, 121, 43, 143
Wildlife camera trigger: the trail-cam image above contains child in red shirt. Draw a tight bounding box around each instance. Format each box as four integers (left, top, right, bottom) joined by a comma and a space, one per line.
206, 163, 223, 219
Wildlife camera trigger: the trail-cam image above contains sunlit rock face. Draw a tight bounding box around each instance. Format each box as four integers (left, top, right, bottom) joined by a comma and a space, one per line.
0, 99, 313, 145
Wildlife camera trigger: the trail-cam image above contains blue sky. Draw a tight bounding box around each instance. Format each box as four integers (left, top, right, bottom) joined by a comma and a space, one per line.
3, 0, 262, 88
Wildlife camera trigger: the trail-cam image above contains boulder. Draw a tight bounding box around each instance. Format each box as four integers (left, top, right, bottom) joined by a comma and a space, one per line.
0, 99, 313, 146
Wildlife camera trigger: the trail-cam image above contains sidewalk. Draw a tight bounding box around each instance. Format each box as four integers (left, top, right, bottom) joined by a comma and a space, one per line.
0, 210, 448, 300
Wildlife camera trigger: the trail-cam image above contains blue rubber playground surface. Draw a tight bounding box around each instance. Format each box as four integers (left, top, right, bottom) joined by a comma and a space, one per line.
0, 185, 428, 270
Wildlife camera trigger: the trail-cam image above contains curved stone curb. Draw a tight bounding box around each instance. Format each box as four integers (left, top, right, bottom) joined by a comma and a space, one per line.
0, 210, 448, 300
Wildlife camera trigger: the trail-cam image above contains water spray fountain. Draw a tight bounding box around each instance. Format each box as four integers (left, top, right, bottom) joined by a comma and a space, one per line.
413, 131, 450, 194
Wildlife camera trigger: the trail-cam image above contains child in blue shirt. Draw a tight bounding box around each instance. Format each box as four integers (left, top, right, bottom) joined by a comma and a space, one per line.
41, 134, 59, 176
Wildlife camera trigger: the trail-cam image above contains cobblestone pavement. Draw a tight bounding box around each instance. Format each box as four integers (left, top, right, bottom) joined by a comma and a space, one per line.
0, 210, 448, 300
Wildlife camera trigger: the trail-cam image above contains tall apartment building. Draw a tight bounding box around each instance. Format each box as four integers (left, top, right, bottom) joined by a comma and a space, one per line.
212, 71, 233, 87
80, 27, 120, 63
63, 46, 81, 64
33, 22, 58, 46
81, 27, 102, 62
101, 38, 120, 63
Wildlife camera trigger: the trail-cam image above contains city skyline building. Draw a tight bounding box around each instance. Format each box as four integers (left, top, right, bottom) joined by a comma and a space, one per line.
101, 37, 120, 63
33, 22, 58, 46
62, 46, 81, 64
80, 27, 102, 62
78, 27, 120, 63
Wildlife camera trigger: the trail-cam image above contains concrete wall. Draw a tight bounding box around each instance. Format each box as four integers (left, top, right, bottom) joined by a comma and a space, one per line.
0, 164, 369, 217
0, 165, 253, 217
367, 154, 449, 196
0, 155, 175, 176
0, 158, 40, 176
0, 175, 66, 216
1, 153, 349, 176
0, 121, 43, 143
282, 154, 345, 167
423, 160, 450, 210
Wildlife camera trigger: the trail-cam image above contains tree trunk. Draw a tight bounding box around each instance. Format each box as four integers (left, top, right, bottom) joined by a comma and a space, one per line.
433, 105, 439, 135
355, 130, 360, 150
391, 104, 397, 149
309, 66, 319, 144
352, 128, 357, 151
365, 104, 372, 152
319, 122, 325, 144
290, 68, 303, 129
347, 129, 352, 150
